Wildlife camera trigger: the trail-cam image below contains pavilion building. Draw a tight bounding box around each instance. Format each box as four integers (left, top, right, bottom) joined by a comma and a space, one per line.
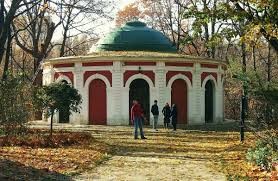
42, 21, 226, 126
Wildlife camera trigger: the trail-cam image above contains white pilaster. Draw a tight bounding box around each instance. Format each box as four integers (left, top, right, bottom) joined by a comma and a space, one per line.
155, 62, 167, 125
192, 63, 203, 124
121, 87, 129, 124
42, 65, 54, 86
215, 65, 224, 122
111, 61, 124, 125
106, 87, 113, 125
71, 62, 84, 124
42, 65, 54, 122
187, 85, 194, 124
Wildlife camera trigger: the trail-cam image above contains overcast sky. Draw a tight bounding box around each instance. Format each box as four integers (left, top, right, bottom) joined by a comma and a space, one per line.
97, 0, 137, 35
119, 0, 136, 9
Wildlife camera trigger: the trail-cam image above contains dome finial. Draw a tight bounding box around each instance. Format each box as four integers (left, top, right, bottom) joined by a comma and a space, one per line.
125, 21, 146, 27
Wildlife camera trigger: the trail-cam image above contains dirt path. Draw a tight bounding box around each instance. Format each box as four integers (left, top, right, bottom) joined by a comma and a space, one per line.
76, 155, 225, 181
73, 126, 226, 181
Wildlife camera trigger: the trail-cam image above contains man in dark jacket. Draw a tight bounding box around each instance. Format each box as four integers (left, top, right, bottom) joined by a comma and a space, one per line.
162, 103, 171, 129
151, 100, 159, 131
171, 104, 178, 131
131, 100, 147, 139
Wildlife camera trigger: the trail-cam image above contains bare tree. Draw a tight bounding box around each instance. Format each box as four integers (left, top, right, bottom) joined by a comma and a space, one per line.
139, 0, 188, 51
13, 0, 61, 73
0, 0, 44, 78
56, 0, 113, 57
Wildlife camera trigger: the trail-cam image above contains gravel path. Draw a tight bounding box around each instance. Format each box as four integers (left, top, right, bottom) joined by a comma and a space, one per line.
71, 126, 227, 181
76, 155, 225, 181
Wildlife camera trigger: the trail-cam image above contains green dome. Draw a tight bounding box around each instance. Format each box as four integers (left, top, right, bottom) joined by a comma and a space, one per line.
95, 21, 177, 52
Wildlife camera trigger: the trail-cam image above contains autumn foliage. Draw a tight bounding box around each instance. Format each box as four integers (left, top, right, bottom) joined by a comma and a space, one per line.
115, 3, 141, 27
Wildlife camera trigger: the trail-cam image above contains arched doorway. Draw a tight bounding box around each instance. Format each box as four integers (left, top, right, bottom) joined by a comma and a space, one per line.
59, 80, 70, 123
205, 80, 214, 123
129, 79, 150, 125
171, 79, 187, 124
89, 79, 107, 125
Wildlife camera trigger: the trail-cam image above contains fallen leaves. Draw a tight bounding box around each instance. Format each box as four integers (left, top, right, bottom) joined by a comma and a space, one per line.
95, 128, 272, 180
0, 129, 109, 179
0, 126, 276, 180
0, 130, 93, 148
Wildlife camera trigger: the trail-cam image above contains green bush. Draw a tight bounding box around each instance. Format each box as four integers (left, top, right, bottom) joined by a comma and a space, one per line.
246, 138, 278, 170
34, 82, 82, 137
246, 146, 271, 169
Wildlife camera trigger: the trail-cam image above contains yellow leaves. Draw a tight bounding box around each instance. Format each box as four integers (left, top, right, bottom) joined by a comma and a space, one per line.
241, 22, 278, 50
241, 24, 262, 47
264, 23, 278, 38
0, 127, 273, 180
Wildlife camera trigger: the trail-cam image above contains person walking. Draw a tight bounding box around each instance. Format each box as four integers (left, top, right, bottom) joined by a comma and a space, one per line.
151, 100, 159, 131
131, 100, 147, 139
171, 104, 178, 131
162, 103, 171, 129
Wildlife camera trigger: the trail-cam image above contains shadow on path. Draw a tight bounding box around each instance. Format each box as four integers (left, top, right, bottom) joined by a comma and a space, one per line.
0, 159, 72, 181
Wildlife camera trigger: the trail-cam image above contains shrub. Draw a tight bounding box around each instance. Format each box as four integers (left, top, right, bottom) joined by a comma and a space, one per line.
0, 74, 33, 136
34, 82, 82, 137
247, 137, 278, 171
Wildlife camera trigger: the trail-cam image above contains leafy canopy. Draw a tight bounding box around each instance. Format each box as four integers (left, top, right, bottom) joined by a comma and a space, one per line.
35, 82, 82, 117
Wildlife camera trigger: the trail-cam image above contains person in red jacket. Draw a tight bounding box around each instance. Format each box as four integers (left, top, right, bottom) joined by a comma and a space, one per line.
131, 100, 147, 139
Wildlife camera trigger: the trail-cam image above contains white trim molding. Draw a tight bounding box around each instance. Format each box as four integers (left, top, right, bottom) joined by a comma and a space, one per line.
125, 73, 155, 88
167, 73, 193, 90
201, 74, 218, 89
84, 73, 112, 88
55, 75, 73, 85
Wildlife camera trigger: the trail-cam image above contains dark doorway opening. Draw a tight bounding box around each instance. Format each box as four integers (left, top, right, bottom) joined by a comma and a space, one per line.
59, 80, 70, 123
205, 80, 214, 123
129, 79, 150, 125
171, 79, 187, 124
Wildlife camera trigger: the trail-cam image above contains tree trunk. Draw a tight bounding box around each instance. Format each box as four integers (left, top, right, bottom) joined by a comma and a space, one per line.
211, 0, 216, 58
252, 45, 256, 71
2, 28, 12, 80
261, 28, 278, 53
204, 23, 210, 57
0, 0, 22, 64
60, 27, 69, 57
267, 43, 271, 82
50, 109, 54, 138
241, 42, 247, 73
60, 7, 72, 57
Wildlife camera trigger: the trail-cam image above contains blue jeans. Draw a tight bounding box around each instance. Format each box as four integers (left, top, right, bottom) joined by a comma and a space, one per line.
134, 116, 144, 138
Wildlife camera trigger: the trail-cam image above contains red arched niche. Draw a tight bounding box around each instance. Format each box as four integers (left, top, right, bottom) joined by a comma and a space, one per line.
201, 72, 217, 85
171, 79, 187, 124
54, 72, 74, 84
166, 71, 192, 86
89, 79, 107, 125
124, 71, 155, 86
84, 71, 112, 86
